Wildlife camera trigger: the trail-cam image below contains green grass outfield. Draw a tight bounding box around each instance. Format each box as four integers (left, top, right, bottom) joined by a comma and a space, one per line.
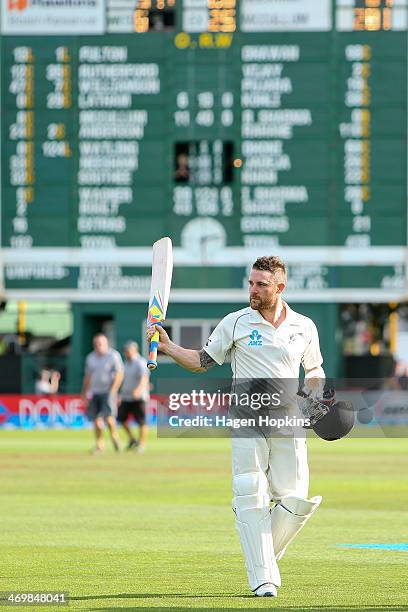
0, 430, 407, 612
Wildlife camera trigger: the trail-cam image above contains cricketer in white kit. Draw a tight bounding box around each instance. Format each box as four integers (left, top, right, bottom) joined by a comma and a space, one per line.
146, 256, 325, 598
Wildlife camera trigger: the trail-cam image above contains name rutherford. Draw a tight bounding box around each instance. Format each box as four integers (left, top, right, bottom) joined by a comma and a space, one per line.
168, 415, 310, 429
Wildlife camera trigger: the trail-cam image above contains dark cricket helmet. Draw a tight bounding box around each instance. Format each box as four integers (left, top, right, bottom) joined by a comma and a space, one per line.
312, 400, 355, 441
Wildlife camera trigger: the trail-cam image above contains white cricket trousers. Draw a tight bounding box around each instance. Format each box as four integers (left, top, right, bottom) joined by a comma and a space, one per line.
231, 436, 309, 500
231, 435, 310, 591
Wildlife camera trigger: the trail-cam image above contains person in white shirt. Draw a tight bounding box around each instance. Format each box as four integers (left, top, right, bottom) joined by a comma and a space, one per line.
146, 256, 325, 598
35, 369, 60, 395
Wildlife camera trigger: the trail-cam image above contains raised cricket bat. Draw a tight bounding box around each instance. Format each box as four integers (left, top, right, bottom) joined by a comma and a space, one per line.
147, 237, 173, 370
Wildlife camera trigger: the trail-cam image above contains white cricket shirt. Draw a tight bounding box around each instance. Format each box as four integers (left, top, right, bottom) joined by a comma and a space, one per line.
204, 302, 324, 380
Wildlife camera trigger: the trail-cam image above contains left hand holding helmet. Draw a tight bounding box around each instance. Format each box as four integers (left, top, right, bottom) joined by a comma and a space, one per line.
297, 387, 354, 441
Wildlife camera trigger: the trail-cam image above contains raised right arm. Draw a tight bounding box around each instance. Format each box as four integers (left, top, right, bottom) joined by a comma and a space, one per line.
146, 325, 217, 373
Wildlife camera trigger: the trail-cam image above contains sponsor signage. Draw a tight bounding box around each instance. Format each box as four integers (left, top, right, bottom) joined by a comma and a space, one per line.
1, 0, 105, 35
0, 395, 157, 428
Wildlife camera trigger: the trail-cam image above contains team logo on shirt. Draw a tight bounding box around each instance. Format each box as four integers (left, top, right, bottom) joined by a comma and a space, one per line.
247, 329, 263, 347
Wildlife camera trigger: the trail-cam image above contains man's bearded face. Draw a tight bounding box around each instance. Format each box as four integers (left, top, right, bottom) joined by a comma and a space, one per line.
248, 269, 284, 311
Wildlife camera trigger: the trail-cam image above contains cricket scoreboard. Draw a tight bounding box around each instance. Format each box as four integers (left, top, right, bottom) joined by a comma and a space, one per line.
1, 0, 407, 301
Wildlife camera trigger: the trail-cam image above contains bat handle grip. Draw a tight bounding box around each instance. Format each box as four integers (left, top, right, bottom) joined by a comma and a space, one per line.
147, 327, 160, 370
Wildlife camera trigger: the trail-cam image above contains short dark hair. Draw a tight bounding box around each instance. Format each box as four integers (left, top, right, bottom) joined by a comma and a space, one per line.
124, 340, 138, 352
93, 333, 108, 341
252, 256, 287, 282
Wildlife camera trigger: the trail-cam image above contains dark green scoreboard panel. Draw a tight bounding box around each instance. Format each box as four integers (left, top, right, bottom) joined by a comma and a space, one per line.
1, 0, 407, 300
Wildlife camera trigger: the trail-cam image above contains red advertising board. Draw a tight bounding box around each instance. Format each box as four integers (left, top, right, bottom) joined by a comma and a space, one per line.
0, 395, 158, 428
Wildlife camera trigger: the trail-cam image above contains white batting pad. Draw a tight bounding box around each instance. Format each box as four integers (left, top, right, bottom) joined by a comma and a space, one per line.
271, 494, 322, 561
232, 471, 281, 591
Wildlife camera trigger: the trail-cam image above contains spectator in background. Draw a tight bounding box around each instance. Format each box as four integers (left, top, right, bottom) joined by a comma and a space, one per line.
35, 368, 60, 395
118, 341, 150, 453
390, 359, 408, 390
81, 333, 124, 455
174, 152, 190, 183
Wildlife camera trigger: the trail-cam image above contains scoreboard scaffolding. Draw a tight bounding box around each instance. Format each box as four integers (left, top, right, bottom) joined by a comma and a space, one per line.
1, 0, 407, 302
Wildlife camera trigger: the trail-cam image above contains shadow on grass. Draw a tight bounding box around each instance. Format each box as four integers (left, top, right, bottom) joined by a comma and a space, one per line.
85, 608, 408, 612
72, 594, 408, 611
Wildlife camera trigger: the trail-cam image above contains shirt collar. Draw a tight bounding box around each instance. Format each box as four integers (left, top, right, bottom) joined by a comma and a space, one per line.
248, 308, 264, 324
283, 301, 296, 323
249, 301, 294, 326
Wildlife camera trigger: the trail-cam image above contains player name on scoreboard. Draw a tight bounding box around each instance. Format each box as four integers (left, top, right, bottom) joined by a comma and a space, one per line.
1, 0, 407, 299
